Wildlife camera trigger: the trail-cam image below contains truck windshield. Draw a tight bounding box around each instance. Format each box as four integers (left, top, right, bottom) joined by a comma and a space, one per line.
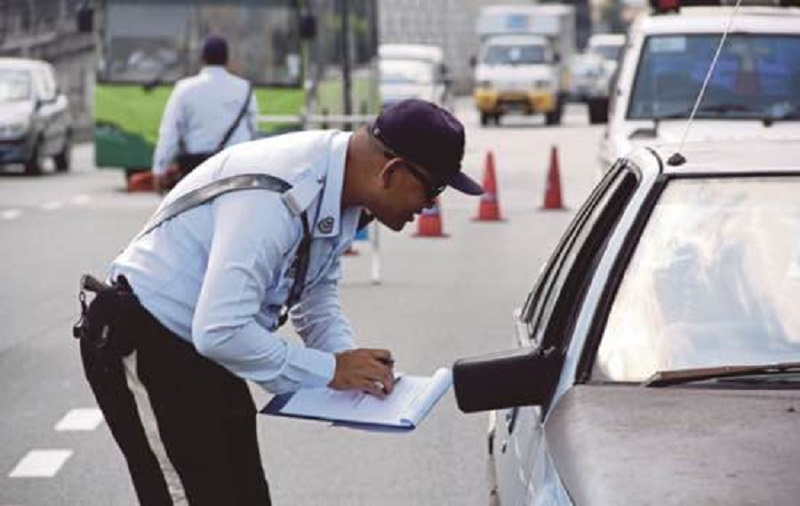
100, 0, 300, 86
483, 45, 548, 65
628, 34, 800, 120
0, 69, 31, 102
379, 60, 435, 84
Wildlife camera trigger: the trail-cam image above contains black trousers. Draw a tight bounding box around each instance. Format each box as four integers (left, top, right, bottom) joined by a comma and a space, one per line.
80, 292, 271, 505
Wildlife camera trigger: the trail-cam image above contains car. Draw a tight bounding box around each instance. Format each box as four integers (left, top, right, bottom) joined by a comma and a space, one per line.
378, 44, 452, 110
567, 52, 614, 124
453, 138, 800, 505
0, 57, 72, 175
585, 32, 625, 63
598, 0, 800, 170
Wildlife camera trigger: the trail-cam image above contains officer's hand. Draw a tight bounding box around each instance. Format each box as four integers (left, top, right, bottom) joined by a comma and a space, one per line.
329, 348, 395, 397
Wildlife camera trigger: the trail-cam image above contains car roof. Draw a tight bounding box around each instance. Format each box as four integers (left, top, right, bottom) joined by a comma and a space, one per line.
629, 139, 800, 176
0, 57, 52, 71
633, 6, 800, 34
378, 44, 444, 62
588, 33, 626, 46
484, 34, 550, 45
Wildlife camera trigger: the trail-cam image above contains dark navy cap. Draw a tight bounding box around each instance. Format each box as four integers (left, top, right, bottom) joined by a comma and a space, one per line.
201, 35, 228, 65
371, 99, 483, 196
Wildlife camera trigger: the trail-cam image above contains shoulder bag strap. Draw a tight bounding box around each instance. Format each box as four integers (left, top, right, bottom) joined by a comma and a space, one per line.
136, 173, 291, 240
135, 172, 313, 329
216, 82, 253, 152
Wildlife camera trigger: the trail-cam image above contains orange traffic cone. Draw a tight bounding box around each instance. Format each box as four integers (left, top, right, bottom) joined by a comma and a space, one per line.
541, 145, 565, 210
474, 150, 503, 221
414, 198, 447, 237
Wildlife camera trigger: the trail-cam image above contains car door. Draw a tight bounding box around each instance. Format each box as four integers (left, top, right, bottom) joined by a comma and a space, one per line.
492, 162, 639, 505
33, 65, 68, 157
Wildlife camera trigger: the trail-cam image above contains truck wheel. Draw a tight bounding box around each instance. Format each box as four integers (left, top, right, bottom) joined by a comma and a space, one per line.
54, 132, 72, 172
24, 142, 42, 175
545, 99, 563, 126
480, 112, 490, 127
545, 109, 561, 126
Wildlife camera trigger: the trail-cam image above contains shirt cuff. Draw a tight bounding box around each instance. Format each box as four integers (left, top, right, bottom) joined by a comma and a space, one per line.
285, 342, 337, 388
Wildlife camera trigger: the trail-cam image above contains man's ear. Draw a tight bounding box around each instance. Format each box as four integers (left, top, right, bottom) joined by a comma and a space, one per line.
378, 160, 398, 189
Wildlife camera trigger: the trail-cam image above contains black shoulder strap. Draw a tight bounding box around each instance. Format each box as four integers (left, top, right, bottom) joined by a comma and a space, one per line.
135, 172, 313, 329
136, 173, 291, 240
217, 82, 253, 151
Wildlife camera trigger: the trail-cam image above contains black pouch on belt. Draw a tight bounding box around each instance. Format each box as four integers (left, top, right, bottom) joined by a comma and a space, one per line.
73, 274, 139, 359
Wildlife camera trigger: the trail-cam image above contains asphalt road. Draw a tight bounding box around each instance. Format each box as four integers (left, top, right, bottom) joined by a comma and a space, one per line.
0, 98, 601, 505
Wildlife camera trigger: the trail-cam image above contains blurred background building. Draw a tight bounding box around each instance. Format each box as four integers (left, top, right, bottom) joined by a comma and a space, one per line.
0, 0, 94, 137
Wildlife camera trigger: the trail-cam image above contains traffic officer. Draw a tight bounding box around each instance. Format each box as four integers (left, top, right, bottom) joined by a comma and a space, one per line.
152, 35, 258, 191
78, 99, 482, 505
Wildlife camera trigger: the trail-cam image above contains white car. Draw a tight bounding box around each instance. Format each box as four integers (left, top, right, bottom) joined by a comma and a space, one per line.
599, 2, 800, 170
0, 57, 72, 174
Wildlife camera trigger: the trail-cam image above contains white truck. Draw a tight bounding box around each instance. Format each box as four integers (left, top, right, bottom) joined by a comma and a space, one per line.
473, 4, 576, 126
378, 44, 452, 110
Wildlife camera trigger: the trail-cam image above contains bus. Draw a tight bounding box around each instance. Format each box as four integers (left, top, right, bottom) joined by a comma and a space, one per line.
92, 0, 380, 178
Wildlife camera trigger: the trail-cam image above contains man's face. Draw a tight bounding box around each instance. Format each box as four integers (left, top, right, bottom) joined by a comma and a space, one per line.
370, 157, 439, 232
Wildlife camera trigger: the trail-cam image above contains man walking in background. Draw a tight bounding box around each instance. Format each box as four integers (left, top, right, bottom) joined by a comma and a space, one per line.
152, 35, 258, 191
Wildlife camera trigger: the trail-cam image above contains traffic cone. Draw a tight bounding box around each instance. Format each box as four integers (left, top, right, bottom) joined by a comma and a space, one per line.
474, 150, 503, 221
541, 145, 565, 210
414, 198, 447, 237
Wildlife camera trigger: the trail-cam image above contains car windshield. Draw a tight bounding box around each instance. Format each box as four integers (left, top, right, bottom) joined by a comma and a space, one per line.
379, 60, 434, 84
591, 44, 622, 61
0, 69, 32, 102
594, 176, 800, 382
628, 34, 800, 120
483, 44, 548, 65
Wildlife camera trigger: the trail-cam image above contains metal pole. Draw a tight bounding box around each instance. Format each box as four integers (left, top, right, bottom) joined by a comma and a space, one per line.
341, 0, 352, 131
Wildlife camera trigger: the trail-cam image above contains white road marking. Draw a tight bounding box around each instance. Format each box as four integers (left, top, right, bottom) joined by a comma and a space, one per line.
71, 194, 90, 206
9, 450, 72, 478
55, 408, 104, 431
41, 201, 63, 211
1, 209, 22, 220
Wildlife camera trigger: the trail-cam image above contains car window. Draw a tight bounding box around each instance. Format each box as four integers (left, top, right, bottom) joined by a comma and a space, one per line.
37, 67, 57, 101
594, 176, 800, 382
628, 34, 800, 120
522, 162, 638, 349
0, 69, 32, 102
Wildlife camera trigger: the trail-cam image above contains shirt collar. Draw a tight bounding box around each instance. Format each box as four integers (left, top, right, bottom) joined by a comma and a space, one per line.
312, 131, 353, 238
200, 65, 229, 77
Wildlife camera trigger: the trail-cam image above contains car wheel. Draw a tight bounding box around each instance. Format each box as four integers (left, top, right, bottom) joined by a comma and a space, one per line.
54, 132, 72, 172
24, 142, 42, 176
480, 112, 490, 127
588, 98, 609, 125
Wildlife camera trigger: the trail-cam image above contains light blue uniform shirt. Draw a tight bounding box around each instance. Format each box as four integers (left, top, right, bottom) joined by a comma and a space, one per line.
152, 66, 258, 176
111, 130, 360, 393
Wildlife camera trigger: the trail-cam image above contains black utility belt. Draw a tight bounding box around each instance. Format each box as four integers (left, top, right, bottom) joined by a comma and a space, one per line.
73, 274, 142, 359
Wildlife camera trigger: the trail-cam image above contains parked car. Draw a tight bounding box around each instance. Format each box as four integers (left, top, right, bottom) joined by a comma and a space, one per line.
0, 57, 72, 174
598, 1, 800, 170
453, 138, 800, 505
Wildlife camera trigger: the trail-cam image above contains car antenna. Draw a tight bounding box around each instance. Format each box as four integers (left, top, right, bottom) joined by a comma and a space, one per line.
669, 0, 744, 167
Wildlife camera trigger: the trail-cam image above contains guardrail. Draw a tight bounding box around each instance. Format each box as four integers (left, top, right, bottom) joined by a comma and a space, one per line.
257, 113, 377, 129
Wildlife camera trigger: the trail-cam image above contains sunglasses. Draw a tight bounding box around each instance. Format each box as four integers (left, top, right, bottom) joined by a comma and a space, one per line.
370, 129, 446, 201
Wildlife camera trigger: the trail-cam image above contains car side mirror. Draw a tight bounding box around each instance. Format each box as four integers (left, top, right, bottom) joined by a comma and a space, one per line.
453, 345, 563, 413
